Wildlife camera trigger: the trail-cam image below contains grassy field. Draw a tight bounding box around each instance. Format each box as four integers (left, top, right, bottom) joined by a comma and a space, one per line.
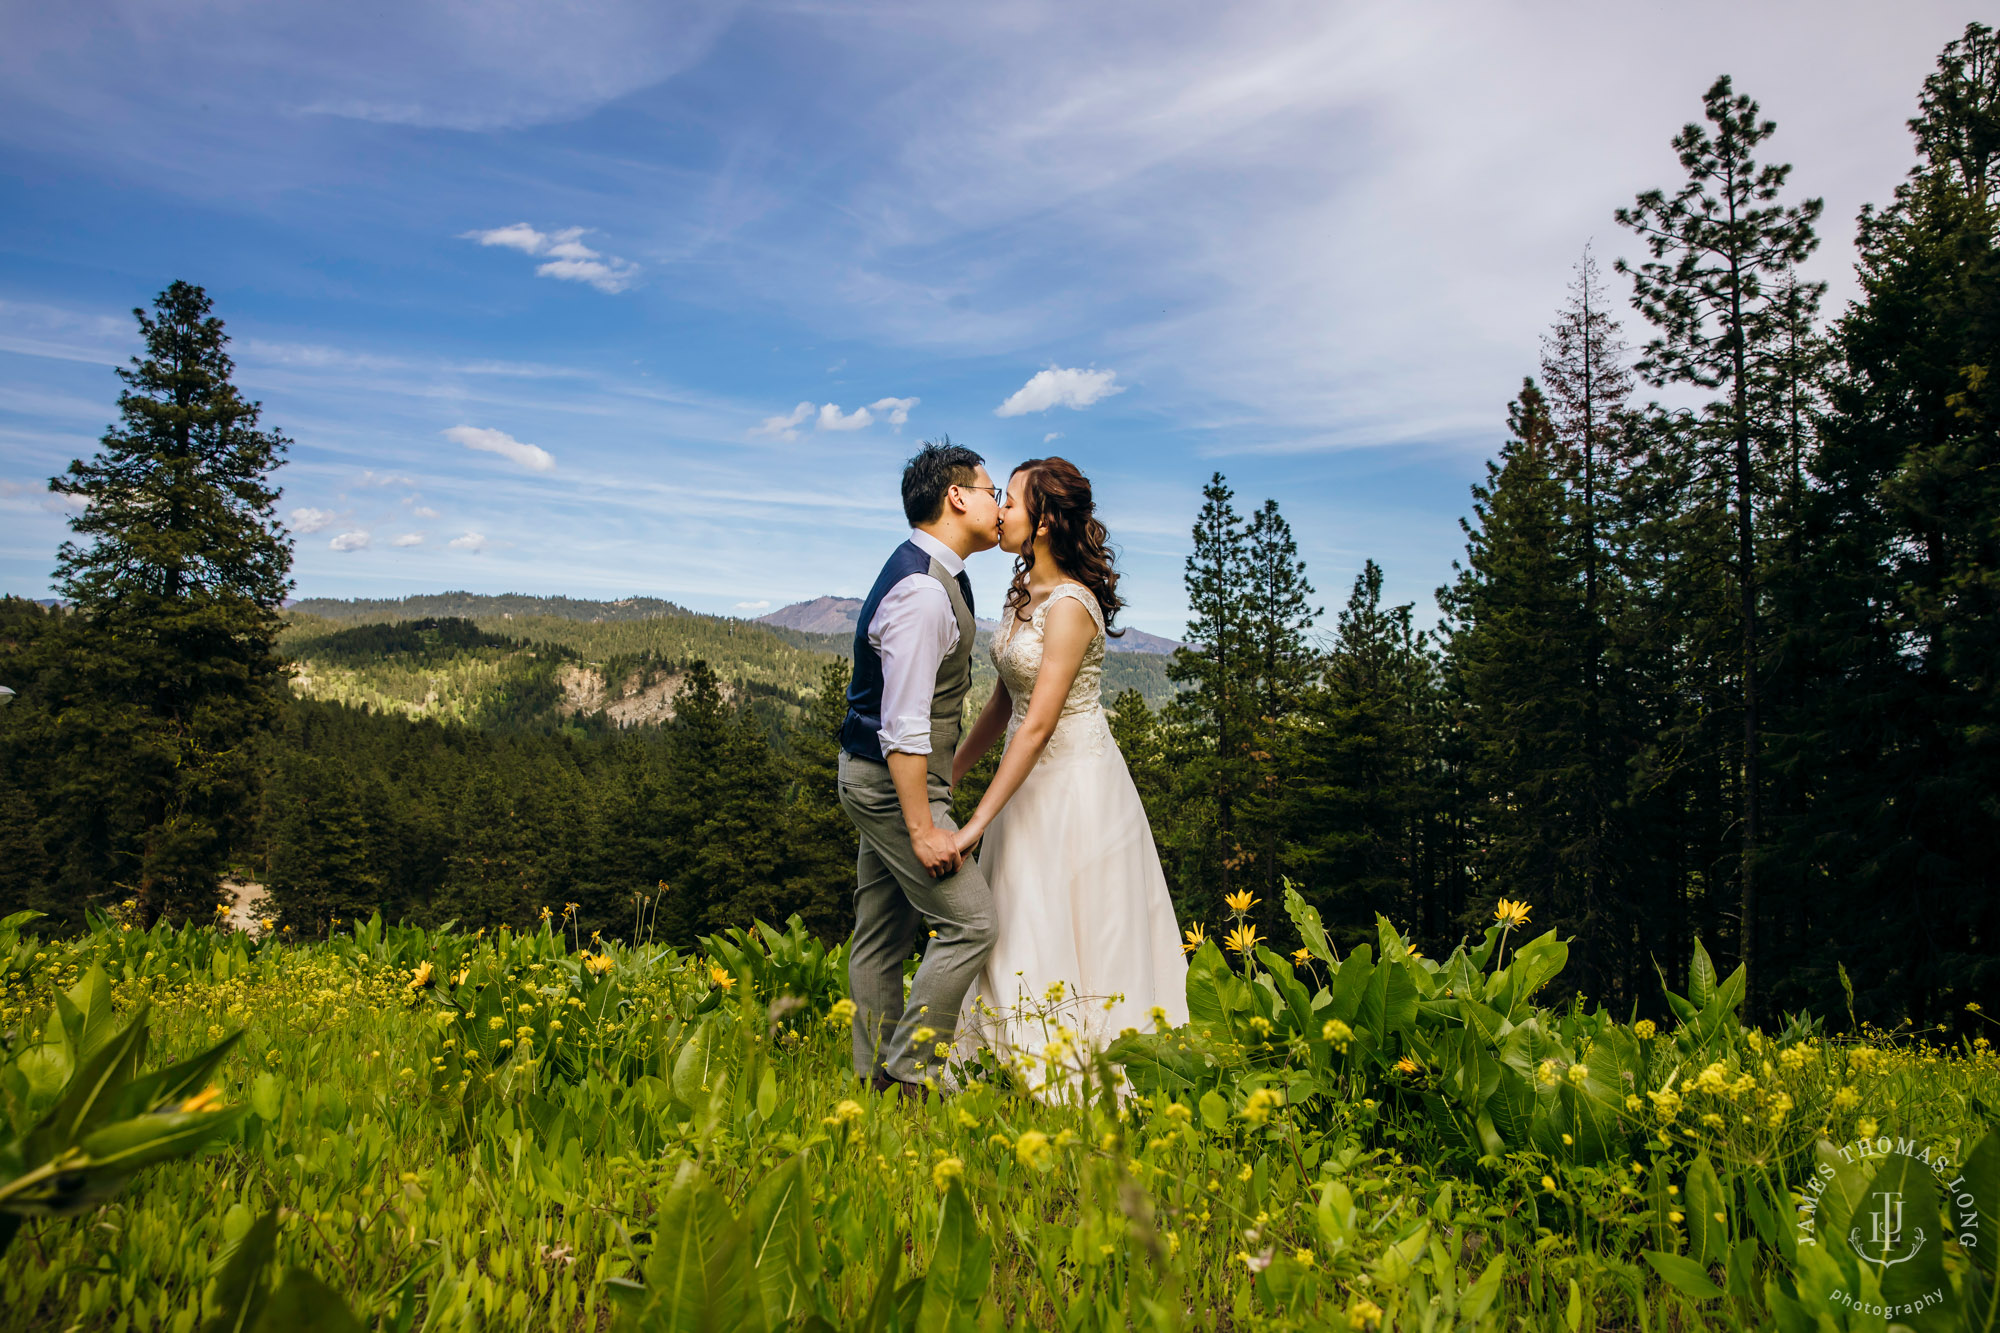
3, 898, 1998, 1331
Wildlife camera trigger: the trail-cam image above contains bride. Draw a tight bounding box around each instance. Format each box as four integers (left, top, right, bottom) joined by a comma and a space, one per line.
949, 456, 1188, 1096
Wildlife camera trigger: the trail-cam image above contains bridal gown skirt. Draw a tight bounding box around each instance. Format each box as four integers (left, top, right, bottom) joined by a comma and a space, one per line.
956, 709, 1189, 1098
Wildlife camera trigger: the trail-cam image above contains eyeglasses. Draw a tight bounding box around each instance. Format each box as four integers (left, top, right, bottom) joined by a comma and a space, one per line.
954, 482, 1003, 503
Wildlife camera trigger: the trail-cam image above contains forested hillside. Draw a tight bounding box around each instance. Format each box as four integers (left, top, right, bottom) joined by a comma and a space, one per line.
279, 595, 1181, 730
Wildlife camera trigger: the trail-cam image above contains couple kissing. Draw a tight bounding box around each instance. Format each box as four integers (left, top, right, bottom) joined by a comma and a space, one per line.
836, 440, 1189, 1102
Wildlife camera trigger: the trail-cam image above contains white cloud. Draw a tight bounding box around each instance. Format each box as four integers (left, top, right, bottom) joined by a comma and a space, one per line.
413, 506, 441, 519
1043, 431, 1064, 444
450, 532, 490, 553
995, 367, 1124, 417
462, 224, 638, 293
444, 425, 556, 472
867, 396, 920, 428
751, 401, 815, 440
735, 599, 770, 610
359, 470, 417, 488
289, 506, 337, 534
817, 402, 873, 431
390, 533, 425, 547
329, 530, 371, 552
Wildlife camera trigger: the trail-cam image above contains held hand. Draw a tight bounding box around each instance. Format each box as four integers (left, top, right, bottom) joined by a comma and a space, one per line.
953, 821, 986, 859
910, 824, 963, 878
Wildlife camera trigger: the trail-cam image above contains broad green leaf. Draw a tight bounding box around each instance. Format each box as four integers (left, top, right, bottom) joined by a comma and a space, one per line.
118, 1029, 243, 1119
1183, 942, 1242, 1030
1685, 1154, 1728, 1267
1323, 946, 1375, 1026
1688, 938, 1717, 1010
746, 1156, 820, 1326
28, 1004, 150, 1159
1462, 1252, 1506, 1320
1198, 1090, 1230, 1132
61, 966, 120, 1063
75, 1108, 245, 1178
1642, 1250, 1723, 1301
1100, 1032, 1199, 1097
200, 1206, 278, 1333
636, 1165, 756, 1333
917, 1181, 993, 1332
247, 1267, 364, 1333
1282, 886, 1336, 964
672, 1017, 723, 1111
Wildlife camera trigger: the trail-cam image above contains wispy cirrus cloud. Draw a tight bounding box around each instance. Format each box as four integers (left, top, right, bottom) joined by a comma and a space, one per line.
995, 367, 1123, 417
444, 425, 555, 472
461, 224, 639, 293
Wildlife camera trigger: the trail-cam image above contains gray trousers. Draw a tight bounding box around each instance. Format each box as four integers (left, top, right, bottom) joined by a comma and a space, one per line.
837, 752, 995, 1084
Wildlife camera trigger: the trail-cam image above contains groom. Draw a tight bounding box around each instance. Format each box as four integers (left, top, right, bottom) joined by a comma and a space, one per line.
839, 440, 1001, 1098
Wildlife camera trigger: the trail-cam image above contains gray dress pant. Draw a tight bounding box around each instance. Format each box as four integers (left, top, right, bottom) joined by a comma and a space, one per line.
838, 752, 996, 1084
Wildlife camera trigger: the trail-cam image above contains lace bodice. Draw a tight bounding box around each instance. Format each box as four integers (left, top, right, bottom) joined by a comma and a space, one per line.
992, 582, 1110, 759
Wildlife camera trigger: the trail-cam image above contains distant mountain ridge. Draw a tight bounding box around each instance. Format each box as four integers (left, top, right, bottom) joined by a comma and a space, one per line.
759, 596, 1183, 655
288, 591, 692, 623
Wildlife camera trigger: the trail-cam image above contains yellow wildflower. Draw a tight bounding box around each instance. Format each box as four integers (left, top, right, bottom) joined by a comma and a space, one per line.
1223, 924, 1263, 957
1632, 1019, 1656, 1040
833, 1099, 864, 1124
1857, 1116, 1878, 1139
1164, 1101, 1193, 1125
179, 1086, 224, 1113
1566, 1063, 1590, 1087
1348, 1299, 1383, 1331
1394, 1055, 1422, 1076
1242, 1087, 1283, 1126
1291, 947, 1312, 965
407, 961, 435, 991
1832, 1085, 1859, 1110
1647, 1089, 1682, 1123
1493, 898, 1532, 928
828, 997, 857, 1027
932, 1157, 964, 1191
710, 966, 736, 991
1017, 1130, 1053, 1170
583, 952, 614, 978
1224, 890, 1259, 915
1322, 1018, 1353, 1051
1181, 924, 1207, 956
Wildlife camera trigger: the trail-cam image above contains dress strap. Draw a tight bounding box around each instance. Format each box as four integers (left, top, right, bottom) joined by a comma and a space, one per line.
1036, 581, 1106, 634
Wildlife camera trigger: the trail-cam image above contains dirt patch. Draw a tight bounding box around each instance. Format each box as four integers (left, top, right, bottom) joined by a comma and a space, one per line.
222, 878, 270, 934
559, 664, 731, 727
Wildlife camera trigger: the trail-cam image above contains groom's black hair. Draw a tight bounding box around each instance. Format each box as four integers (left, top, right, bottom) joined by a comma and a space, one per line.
902, 437, 985, 526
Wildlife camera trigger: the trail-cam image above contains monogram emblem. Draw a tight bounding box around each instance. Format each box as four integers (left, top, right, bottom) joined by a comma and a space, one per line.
1849, 1189, 1928, 1269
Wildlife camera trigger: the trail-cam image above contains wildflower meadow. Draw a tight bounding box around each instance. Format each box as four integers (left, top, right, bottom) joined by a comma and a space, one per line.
4, 889, 1999, 1332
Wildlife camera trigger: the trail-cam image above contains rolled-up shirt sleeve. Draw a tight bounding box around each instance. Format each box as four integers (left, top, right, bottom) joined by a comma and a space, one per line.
870, 573, 959, 756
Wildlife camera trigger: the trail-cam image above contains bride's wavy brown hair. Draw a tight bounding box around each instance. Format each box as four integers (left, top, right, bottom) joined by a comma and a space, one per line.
1002, 457, 1125, 636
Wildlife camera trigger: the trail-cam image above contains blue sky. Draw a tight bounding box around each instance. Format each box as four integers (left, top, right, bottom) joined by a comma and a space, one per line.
0, 2, 1982, 637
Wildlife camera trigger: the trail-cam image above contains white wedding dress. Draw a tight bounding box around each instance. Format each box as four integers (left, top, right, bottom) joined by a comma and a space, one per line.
955, 582, 1189, 1098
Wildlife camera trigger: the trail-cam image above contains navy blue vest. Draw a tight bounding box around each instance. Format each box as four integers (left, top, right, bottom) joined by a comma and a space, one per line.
841, 541, 941, 762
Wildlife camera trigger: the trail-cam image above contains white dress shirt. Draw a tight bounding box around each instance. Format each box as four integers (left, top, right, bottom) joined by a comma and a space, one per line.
871, 528, 964, 757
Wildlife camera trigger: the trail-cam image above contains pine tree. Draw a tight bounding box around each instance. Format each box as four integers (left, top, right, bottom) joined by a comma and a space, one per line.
46, 281, 293, 923
767, 659, 856, 943
1616, 77, 1824, 1015
1770, 22, 2000, 1024
1167, 474, 1255, 902
1283, 561, 1438, 947
1239, 499, 1320, 917
1440, 381, 1609, 993
1538, 245, 1637, 973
